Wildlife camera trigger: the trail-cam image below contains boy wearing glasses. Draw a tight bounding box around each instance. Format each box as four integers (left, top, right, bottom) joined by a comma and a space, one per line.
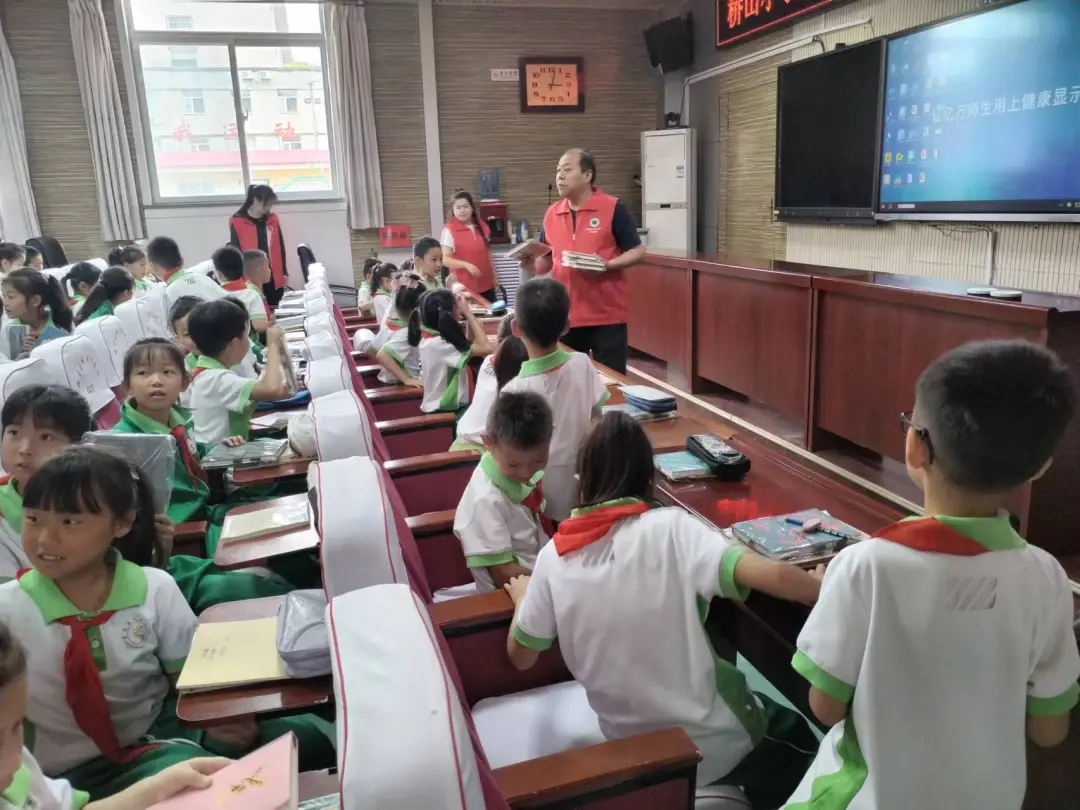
784, 340, 1079, 810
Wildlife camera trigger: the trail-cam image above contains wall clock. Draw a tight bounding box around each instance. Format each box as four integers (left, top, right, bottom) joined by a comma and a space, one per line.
519, 57, 585, 114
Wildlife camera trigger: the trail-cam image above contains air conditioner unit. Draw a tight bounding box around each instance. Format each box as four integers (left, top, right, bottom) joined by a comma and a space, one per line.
240, 70, 254, 80
258, 71, 271, 81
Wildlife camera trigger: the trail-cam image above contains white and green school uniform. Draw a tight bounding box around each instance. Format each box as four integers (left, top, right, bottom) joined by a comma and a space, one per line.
221, 279, 270, 331
784, 516, 1080, 810
453, 452, 553, 592
188, 356, 257, 444
0, 477, 28, 581
376, 319, 420, 385
2, 749, 89, 810
501, 349, 610, 520
132, 276, 159, 299
418, 328, 472, 414
451, 355, 497, 451
514, 503, 770, 787
372, 289, 392, 325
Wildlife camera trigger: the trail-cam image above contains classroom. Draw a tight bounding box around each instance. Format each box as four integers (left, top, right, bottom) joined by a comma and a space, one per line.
0, 0, 1077, 808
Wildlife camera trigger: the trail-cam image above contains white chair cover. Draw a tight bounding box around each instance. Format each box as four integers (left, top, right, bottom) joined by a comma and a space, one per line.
74, 316, 133, 388
311, 389, 374, 462
0, 358, 60, 412
304, 332, 343, 362
304, 312, 334, 338
286, 412, 317, 458
115, 294, 169, 340
30, 335, 113, 413
327, 584, 485, 809
306, 356, 349, 401
307, 262, 327, 281
313, 457, 405, 599
305, 297, 330, 317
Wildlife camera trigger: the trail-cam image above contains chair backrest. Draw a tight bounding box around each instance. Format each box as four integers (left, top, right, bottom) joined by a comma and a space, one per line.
304, 332, 343, 362
311, 389, 374, 461
327, 584, 494, 810
74, 316, 134, 388
0, 358, 61, 413
115, 293, 170, 341
313, 457, 407, 599
30, 335, 116, 419
304, 312, 334, 337
307, 356, 350, 401
297, 244, 316, 283
26, 237, 67, 269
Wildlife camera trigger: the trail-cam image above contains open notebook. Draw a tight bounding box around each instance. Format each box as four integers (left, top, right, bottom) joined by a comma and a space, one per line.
176, 618, 289, 693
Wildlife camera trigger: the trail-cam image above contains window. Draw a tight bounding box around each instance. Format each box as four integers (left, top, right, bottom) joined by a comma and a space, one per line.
183, 91, 205, 115
126, 1, 335, 203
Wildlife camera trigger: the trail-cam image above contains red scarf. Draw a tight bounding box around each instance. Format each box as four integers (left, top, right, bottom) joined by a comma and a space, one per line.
221, 279, 247, 293
190, 366, 208, 380
170, 424, 208, 484
875, 517, 989, 556
553, 501, 650, 556
17, 571, 156, 763
520, 481, 555, 538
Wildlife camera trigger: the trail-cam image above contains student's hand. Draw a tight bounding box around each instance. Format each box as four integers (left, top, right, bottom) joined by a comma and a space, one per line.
223, 435, 247, 447
463, 261, 481, 277
138, 758, 232, 805
154, 515, 175, 561
265, 324, 284, 345
405, 377, 424, 389
808, 563, 827, 582
206, 717, 259, 751
503, 574, 531, 606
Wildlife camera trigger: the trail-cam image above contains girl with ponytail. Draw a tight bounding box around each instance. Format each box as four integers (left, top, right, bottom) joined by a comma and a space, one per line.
74, 266, 135, 325
0, 268, 73, 358
408, 287, 492, 414
62, 261, 101, 309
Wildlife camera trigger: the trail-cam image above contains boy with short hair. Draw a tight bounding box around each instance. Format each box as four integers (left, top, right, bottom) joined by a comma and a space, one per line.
168, 295, 202, 374
413, 236, 445, 291
502, 277, 609, 520
187, 298, 288, 445
243, 249, 274, 306
786, 340, 1080, 810
213, 245, 269, 335
454, 391, 554, 592
146, 236, 185, 285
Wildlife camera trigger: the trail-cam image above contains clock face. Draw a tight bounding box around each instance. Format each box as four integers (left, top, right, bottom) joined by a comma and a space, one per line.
520, 58, 584, 113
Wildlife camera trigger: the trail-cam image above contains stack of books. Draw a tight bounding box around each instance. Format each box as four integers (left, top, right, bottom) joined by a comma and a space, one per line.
507, 239, 553, 261
621, 385, 677, 414
561, 251, 606, 272
602, 402, 677, 423
730, 509, 865, 564
202, 438, 289, 470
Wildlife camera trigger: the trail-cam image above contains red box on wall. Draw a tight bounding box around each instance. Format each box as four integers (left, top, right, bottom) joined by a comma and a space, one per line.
379, 224, 412, 248
478, 200, 509, 244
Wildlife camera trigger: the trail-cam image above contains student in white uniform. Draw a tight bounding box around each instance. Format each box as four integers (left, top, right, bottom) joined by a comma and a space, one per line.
454, 391, 554, 591
211, 246, 268, 336
408, 288, 492, 414
370, 262, 396, 326
451, 312, 526, 451
0, 619, 231, 810
783, 340, 1080, 810
501, 277, 609, 520
107, 246, 157, 299
186, 299, 288, 444
354, 257, 379, 317
373, 274, 424, 386
505, 412, 823, 807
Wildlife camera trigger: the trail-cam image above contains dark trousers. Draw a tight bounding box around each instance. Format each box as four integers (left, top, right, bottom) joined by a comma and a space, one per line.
263, 280, 285, 308
478, 287, 498, 303
563, 323, 628, 374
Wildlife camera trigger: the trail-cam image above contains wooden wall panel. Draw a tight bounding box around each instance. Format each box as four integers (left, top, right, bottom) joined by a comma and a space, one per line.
432, 6, 660, 236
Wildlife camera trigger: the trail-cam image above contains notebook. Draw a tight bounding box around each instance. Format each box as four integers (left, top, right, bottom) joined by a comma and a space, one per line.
507, 239, 553, 261
731, 509, 864, 562
602, 403, 678, 423
561, 251, 607, 272
654, 451, 715, 482
176, 617, 289, 693
220, 500, 310, 545
202, 438, 289, 470
251, 412, 294, 430
149, 733, 297, 810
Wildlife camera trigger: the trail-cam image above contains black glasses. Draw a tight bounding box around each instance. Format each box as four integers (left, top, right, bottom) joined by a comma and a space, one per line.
900, 410, 934, 464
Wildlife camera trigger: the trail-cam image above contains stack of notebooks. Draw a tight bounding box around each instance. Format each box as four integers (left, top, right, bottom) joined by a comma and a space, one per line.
730, 509, 865, 565
176, 617, 290, 694
603, 402, 677, 423
561, 251, 607, 273
507, 239, 552, 261
202, 438, 290, 470
220, 499, 310, 545
621, 385, 677, 414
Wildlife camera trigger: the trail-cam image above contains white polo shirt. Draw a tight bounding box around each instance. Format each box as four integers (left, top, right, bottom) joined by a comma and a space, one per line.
514, 504, 761, 786
455, 356, 497, 446
376, 322, 420, 385
784, 516, 1080, 810
0, 562, 197, 775
454, 453, 550, 592
418, 333, 471, 413
189, 356, 258, 444
501, 349, 609, 520
372, 291, 393, 326
1, 750, 88, 810
222, 281, 269, 326
0, 478, 27, 582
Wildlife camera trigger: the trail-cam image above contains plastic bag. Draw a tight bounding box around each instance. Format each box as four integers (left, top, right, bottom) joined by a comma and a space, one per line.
83, 432, 177, 514
276, 589, 331, 678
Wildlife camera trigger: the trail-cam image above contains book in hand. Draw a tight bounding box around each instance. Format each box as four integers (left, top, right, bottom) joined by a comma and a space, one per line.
507, 239, 553, 261
176, 617, 289, 693
221, 499, 310, 545
603, 403, 677, 423
654, 450, 716, 482
202, 438, 289, 470
561, 251, 607, 273
149, 733, 297, 810
731, 509, 865, 563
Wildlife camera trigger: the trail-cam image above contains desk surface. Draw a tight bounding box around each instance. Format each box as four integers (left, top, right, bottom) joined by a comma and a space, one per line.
214, 494, 318, 570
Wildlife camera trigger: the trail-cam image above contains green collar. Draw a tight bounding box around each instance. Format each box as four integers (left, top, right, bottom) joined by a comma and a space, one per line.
1, 764, 31, 806
375, 289, 392, 298
120, 400, 189, 434
519, 349, 573, 378
571, 497, 643, 518
479, 452, 543, 504
901, 515, 1026, 551
73, 295, 86, 303
164, 268, 185, 285
388, 318, 407, 329
193, 355, 227, 372
18, 558, 147, 623
420, 276, 440, 290
0, 478, 23, 534
421, 326, 440, 338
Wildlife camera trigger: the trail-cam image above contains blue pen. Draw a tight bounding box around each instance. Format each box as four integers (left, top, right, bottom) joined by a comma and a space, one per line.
785, 516, 858, 541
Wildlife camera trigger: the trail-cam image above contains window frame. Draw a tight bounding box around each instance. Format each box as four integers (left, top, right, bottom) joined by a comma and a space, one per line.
122, 2, 339, 206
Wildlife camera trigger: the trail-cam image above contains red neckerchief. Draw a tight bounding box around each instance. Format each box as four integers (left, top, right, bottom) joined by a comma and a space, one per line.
385, 318, 407, 332
15, 570, 157, 763
221, 279, 247, 293
191, 366, 209, 380
520, 481, 555, 538
163, 267, 181, 283
553, 501, 650, 556
170, 422, 208, 484
874, 517, 988, 556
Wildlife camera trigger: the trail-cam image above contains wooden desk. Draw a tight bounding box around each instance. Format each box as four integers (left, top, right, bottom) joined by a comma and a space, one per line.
231, 456, 314, 486
176, 597, 332, 728
213, 494, 317, 570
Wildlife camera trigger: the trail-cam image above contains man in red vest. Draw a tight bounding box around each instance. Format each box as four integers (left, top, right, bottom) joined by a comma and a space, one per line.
518, 149, 646, 373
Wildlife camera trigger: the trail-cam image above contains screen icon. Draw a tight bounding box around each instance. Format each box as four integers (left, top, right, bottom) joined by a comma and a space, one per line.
924, 102, 931, 114
898, 129, 906, 141
933, 148, 940, 159
895, 176, 903, 185
899, 106, 907, 120
883, 174, 891, 186
907, 173, 914, 184
896, 152, 904, 163
900, 83, 908, 96
908, 151, 915, 162
919, 172, 926, 183
884, 152, 892, 165
911, 104, 918, 116
923, 126, 930, 137
920, 149, 927, 160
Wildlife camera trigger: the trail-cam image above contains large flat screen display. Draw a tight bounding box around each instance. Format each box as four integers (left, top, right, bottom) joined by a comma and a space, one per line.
877, 0, 1080, 221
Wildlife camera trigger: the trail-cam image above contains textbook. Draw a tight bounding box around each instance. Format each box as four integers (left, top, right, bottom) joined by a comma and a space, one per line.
507, 239, 552, 261
561, 251, 606, 273
220, 499, 310, 545
150, 733, 297, 810
202, 438, 289, 470
602, 403, 677, 423
176, 617, 289, 693
731, 509, 865, 563
654, 450, 716, 482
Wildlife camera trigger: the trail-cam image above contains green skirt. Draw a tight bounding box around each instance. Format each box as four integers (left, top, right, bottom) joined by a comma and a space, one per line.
167, 556, 293, 615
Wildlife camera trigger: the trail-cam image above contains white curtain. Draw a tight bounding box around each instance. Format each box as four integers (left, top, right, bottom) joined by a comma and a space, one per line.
68, 0, 142, 242
327, 3, 385, 230
0, 17, 40, 242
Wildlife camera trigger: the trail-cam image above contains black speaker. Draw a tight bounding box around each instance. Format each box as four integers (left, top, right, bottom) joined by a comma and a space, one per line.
644, 13, 694, 74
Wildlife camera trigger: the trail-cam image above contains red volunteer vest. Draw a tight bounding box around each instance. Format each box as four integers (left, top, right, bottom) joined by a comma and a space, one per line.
445, 218, 497, 297
229, 213, 286, 289
543, 189, 626, 328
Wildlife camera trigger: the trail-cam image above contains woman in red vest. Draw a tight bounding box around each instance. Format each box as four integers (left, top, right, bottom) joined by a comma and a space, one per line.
440, 189, 498, 303
517, 149, 646, 373
229, 184, 288, 307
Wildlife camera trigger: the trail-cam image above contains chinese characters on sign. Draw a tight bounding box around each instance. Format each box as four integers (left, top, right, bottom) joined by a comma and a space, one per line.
379, 225, 412, 249
718, 0, 841, 48
931, 86, 1080, 123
